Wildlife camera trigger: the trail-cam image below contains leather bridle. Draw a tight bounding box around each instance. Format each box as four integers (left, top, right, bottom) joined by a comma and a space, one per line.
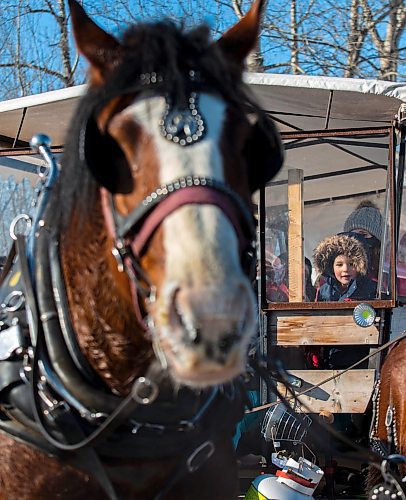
100, 175, 256, 330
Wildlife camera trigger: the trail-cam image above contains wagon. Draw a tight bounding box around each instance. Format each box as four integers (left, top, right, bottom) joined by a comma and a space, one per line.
244, 73, 406, 497
0, 73, 405, 497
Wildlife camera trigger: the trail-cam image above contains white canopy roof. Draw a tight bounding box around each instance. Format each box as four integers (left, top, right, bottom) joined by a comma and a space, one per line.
0, 73, 405, 148
244, 73, 406, 131
0, 73, 404, 276
0, 73, 405, 183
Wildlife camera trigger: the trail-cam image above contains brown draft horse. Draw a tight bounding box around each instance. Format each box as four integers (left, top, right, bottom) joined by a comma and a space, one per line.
367, 338, 406, 491
0, 1, 283, 499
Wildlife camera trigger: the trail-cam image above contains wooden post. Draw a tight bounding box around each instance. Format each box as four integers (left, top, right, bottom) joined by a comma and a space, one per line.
288, 169, 304, 302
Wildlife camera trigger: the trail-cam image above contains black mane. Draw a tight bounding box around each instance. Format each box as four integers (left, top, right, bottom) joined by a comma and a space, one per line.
48, 19, 266, 232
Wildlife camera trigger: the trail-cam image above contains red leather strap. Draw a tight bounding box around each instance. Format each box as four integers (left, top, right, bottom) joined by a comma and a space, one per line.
130, 185, 249, 256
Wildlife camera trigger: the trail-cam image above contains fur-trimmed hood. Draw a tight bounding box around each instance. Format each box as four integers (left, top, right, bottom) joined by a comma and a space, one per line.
313, 234, 368, 276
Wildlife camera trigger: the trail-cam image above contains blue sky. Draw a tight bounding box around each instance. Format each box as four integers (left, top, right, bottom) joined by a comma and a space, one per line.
0, 0, 404, 100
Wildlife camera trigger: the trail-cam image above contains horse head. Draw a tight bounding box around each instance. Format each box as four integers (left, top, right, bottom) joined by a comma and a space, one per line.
60, 0, 283, 390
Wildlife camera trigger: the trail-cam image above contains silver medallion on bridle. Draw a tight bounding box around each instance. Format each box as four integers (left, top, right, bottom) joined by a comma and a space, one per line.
159, 92, 206, 146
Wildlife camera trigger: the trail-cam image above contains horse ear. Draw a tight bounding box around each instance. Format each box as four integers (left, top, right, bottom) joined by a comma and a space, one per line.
245, 113, 284, 193
217, 0, 266, 65
68, 0, 121, 84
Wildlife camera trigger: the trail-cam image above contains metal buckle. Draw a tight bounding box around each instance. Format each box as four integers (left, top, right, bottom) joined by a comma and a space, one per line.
0, 323, 25, 360
1, 291, 25, 312
187, 440, 215, 473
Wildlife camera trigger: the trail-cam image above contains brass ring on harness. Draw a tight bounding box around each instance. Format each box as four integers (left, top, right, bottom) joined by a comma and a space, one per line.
131, 376, 159, 405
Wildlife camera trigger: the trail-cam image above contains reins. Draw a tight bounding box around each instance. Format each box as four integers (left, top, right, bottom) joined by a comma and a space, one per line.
251, 355, 406, 499
247, 331, 406, 415
245, 332, 406, 488
249, 356, 382, 462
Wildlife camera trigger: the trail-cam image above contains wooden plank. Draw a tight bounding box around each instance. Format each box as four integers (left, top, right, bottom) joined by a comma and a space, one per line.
277, 369, 375, 413
272, 315, 379, 345
288, 169, 303, 302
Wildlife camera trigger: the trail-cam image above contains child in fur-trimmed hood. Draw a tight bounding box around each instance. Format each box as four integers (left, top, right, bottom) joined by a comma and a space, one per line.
313, 234, 377, 302
314, 234, 376, 372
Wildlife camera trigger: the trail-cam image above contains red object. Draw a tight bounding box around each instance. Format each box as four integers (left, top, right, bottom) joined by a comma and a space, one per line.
276, 470, 317, 487
304, 347, 323, 368
311, 354, 319, 368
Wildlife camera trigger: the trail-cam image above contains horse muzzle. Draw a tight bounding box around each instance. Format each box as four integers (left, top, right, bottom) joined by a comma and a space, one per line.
154, 281, 257, 387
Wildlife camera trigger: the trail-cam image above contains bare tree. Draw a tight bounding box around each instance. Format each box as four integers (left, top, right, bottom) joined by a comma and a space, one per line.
0, 0, 404, 101
359, 0, 406, 80
345, 0, 366, 77
0, 0, 80, 97
260, 0, 405, 79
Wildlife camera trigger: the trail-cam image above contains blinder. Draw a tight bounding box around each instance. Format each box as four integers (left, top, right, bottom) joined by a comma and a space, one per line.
244, 111, 284, 193
80, 115, 134, 194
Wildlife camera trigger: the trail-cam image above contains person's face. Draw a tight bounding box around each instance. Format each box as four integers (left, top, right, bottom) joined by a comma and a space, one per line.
333, 255, 358, 287
351, 228, 373, 239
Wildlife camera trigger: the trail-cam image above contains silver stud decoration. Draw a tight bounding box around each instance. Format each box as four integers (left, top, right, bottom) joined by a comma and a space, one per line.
139, 72, 163, 85
159, 92, 206, 147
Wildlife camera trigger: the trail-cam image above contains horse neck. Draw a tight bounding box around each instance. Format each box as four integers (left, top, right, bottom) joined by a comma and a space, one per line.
59, 198, 153, 395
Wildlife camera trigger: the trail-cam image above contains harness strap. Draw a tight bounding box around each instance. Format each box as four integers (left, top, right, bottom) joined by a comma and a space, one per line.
108, 176, 253, 242
16, 235, 39, 346
100, 180, 256, 331
251, 356, 381, 464
129, 185, 252, 256
48, 238, 104, 385
0, 361, 22, 396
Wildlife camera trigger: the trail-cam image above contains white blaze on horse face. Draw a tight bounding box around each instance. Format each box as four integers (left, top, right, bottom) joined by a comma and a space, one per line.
123, 94, 256, 386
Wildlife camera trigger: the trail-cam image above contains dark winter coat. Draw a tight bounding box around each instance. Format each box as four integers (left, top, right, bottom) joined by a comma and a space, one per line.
316, 275, 377, 302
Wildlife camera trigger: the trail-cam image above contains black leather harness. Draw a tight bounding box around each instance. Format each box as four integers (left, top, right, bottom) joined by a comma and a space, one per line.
0, 138, 248, 499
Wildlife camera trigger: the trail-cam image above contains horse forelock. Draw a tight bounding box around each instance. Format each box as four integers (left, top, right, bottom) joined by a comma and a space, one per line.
49, 19, 266, 232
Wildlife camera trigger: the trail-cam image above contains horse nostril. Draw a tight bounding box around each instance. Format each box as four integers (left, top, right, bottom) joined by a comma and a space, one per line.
205, 342, 214, 359
191, 328, 202, 345
218, 334, 239, 354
